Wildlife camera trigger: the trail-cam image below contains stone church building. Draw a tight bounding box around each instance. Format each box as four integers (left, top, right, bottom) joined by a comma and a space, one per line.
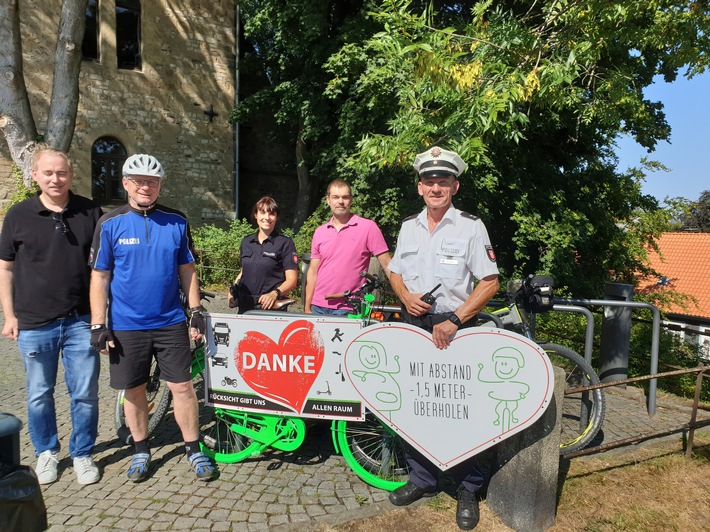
0, 0, 294, 226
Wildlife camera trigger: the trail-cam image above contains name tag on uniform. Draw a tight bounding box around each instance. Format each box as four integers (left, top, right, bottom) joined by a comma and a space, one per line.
440, 258, 459, 265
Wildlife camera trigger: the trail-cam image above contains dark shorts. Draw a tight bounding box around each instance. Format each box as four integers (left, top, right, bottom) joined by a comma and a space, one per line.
108, 322, 192, 390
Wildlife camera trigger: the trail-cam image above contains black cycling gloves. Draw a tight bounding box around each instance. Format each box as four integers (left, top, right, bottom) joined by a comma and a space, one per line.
189, 307, 206, 336
90, 324, 114, 351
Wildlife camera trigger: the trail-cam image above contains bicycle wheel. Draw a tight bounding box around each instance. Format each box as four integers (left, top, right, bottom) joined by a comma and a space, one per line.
333, 412, 409, 491
200, 408, 262, 463
114, 358, 172, 445
540, 342, 606, 454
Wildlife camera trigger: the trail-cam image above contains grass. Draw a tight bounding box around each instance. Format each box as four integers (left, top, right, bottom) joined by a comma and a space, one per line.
355, 495, 369, 505
312, 432, 710, 532
552, 436, 710, 532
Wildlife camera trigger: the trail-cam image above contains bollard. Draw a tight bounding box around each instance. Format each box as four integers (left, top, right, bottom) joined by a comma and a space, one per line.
0, 412, 48, 532
599, 282, 634, 383
486, 367, 564, 531
0, 413, 22, 466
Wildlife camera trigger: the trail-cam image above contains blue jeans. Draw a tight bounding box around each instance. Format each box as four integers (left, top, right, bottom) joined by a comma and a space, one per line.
311, 305, 350, 316
18, 315, 100, 459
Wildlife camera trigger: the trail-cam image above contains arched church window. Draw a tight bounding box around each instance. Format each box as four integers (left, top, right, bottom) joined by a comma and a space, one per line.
92, 137, 127, 203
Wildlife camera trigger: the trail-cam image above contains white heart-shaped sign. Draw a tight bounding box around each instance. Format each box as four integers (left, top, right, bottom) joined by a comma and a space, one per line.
344, 323, 554, 470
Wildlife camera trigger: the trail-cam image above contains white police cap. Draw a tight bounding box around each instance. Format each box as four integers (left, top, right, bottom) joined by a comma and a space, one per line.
412, 146, 468, 178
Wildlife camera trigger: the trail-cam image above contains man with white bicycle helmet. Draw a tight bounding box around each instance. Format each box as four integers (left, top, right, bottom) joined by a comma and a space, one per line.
388, 146, 500, 530
89, 153, 215, 482
120, 154, 164, 209
123, 153, 164, 176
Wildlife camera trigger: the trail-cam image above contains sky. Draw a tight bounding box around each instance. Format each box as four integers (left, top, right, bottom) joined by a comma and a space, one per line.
615, 72, 710, 203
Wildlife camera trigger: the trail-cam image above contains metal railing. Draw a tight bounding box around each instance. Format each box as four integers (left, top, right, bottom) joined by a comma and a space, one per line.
552, 298, 663, 415
487, 297, 664, 415
562, 364, 709, 459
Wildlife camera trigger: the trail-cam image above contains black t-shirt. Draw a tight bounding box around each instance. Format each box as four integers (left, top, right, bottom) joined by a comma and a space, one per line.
237, 231, 298, 312
0, 192, 103, 329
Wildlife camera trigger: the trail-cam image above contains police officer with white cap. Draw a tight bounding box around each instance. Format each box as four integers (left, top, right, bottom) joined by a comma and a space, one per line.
387, 146, 500, 530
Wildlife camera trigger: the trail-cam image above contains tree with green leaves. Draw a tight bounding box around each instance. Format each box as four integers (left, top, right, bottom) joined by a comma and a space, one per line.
233, 0, 383, 228
681, 190, 710, 231
235, 0, 710, 296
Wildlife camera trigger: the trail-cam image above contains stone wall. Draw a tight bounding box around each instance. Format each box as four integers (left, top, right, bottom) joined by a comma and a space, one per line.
0, 0, 237, 226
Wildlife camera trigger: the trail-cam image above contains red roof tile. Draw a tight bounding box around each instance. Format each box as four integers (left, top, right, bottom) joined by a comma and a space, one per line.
640, 233, 710, 319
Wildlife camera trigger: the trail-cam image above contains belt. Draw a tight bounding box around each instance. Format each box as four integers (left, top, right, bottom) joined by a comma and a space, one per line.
57, 309, 83, 319
400, 308, 478, 332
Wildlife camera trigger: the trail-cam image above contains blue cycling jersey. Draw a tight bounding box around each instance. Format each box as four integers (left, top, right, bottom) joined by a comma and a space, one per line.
90, 204, 195, 331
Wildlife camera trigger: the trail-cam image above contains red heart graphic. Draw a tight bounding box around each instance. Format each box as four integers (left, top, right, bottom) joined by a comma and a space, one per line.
235, 320, 324, 413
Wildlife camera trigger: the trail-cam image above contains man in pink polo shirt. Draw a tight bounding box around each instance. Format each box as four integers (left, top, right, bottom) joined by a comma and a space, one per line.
304, 179, 391, 315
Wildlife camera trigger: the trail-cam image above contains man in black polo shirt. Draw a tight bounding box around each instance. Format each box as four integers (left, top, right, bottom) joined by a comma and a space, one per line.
0, 148, 103, 486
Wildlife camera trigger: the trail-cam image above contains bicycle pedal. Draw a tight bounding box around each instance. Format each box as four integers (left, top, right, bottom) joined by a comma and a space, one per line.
117, 425, 134, 445
201, 434, 217, 450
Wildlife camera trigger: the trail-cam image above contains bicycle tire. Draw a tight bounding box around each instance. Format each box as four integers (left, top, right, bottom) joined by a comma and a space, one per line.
540, 342, 606, 454
333, 413, 409, 491
114, 358, 172, 445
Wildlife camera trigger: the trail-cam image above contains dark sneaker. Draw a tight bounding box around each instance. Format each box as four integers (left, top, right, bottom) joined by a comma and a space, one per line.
127, 453, 151, 482
388, 481, 437, 506
456, 486, 480, 530
187, 451, 215, 481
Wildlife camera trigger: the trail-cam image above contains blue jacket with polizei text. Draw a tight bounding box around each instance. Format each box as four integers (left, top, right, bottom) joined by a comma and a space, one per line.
90, 203, 195, 331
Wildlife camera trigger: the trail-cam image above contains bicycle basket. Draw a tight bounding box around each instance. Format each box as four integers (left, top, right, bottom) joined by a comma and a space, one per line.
521, 275, 555, 313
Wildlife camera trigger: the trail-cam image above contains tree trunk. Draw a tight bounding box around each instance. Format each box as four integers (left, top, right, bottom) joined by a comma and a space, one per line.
45, 0, 88, 151
292, 126, 318, 230
0, 0, 38, 184
0, 0, 87, 186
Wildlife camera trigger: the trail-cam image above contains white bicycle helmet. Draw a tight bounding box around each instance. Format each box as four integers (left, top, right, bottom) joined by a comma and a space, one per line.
122, 154, 164, 178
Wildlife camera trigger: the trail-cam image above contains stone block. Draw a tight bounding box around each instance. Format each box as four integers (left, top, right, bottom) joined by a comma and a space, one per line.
486, 366, 565, 531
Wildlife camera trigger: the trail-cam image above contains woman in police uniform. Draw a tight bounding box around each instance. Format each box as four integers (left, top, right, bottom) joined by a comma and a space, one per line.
230, 196, 298, 313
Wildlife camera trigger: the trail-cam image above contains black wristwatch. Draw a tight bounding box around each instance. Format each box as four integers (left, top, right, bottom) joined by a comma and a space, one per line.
273, 287, 282, 297
448, 313, 462, 328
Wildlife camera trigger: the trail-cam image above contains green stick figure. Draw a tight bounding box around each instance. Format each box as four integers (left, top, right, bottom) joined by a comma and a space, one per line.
477, 347, 530, 432
351, 342, 401, 418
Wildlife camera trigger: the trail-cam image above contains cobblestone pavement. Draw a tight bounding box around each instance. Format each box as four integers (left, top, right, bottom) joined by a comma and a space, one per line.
1, 296, 708, 531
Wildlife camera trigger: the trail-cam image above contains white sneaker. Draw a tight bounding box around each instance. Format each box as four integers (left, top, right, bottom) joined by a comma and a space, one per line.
73, 456, 100, 485
35, 450, 59, 485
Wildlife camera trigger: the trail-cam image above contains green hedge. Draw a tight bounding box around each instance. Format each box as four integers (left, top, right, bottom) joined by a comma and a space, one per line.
192, 219, 255, 287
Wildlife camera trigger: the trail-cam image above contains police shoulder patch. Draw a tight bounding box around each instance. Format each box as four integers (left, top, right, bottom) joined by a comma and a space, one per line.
460, 211, 479, 221
485, 245, 496, 262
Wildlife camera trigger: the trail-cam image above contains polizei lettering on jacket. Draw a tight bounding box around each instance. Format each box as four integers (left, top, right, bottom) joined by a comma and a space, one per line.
241, 352, 317, 373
